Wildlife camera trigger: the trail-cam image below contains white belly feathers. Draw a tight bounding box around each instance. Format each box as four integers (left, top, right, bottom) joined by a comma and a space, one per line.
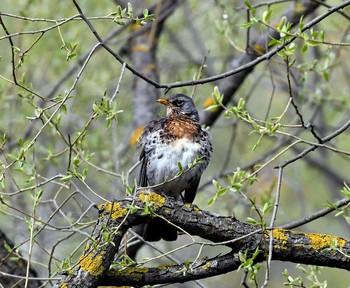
147, 137, 203, 196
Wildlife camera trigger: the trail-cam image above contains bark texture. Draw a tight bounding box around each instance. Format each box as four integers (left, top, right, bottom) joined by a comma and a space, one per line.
55, 193, 350, 287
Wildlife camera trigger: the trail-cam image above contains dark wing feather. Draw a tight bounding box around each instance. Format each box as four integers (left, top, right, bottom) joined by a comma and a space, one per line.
138, 147, 148, 187
184, 178, 200, 203
143, 218, 177, 241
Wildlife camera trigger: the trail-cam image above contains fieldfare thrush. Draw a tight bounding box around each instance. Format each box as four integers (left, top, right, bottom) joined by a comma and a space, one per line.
138, 94, 212, 241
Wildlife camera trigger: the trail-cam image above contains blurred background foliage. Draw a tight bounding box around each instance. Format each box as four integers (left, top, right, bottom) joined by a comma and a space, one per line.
0, 0, 349, 287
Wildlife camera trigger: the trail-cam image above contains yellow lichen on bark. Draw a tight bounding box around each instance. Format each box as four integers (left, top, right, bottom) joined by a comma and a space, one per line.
201, 262, 212, 270
193, 206, 200, 212
272, 229, 347, 251
306, 232, 347, 250
272, 228, 289, 249
139, 191, 165, 208
79, 252, 104, 277
102, 202, 128, 220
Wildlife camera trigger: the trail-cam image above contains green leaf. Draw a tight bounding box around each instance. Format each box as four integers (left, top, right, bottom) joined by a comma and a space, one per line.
341, 182, 350, 197
261, 202, 272, 214
114, 20, 125, 26
3, 240, 12, 253
306, 40, 319, 46
213, 86, 223, 105
298, 15, 305, 30
262, 10, 272, 24
271, 123, 280, 133
127, 2, 133, 19
323, 71, 329, 82
278, 16, 286, 30
250, 117, 259, 131
61, 174, 73, 182
82, 168, 88, 179
243, 0, 256, 14
212, 179, 220, 189
320, 30, 325, 42
217, 188, 228, 197
208, 195, 218, 206
177, 161, 183, 173
238, 250, 246, 262
301, 44, 308, 53
334, 210, 344, 217
229, 106, 238, 117
205, 104, 220, 111
0, 176, 5, 189
61, 104, 67, 114
240, 21, 254, 29
232, 183, 243, 190
246, 217, 259, 225
34, 107, 42, 117
36, 189, 43, 201
268, 38, 281, 46
127, 204, 140, 214
244, 0, 252, 10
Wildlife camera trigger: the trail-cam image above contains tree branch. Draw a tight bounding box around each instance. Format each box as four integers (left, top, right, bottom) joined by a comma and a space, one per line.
0, 229, 42, 287
55, 192, 350, 287
101, 252, 241, 286
200, 0, 330, 126
71, 0, 350, 99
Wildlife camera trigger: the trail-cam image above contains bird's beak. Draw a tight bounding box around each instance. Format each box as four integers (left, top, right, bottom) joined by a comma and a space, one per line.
157, 98, 171, 106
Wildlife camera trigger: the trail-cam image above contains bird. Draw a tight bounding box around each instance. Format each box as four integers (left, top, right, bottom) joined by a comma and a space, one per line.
138, 93, 212, 241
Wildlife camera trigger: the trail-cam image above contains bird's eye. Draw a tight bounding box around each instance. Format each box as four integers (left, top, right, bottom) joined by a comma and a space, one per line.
173, 99, 184, 106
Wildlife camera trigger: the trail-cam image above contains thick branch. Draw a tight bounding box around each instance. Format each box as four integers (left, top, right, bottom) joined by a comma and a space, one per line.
101, 252, 241, 286
55, 193, 350, 287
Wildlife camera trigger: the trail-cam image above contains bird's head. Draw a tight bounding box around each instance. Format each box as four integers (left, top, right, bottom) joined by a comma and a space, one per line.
157, 94, 199, 122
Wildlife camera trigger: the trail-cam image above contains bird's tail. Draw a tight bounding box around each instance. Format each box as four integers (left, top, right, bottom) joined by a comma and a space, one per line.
143, 218, 177, 241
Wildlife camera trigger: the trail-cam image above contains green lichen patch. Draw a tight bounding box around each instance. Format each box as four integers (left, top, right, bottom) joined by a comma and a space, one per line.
157, 263, 176, 269
109, 266, 149, 281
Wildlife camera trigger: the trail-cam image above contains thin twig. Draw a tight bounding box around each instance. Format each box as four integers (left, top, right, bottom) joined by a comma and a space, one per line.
280, 197, 350, 229
110, 62, 126, 106
72, 0, 350, 91
262, 166, 283, 288
280, 119, 350, 168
